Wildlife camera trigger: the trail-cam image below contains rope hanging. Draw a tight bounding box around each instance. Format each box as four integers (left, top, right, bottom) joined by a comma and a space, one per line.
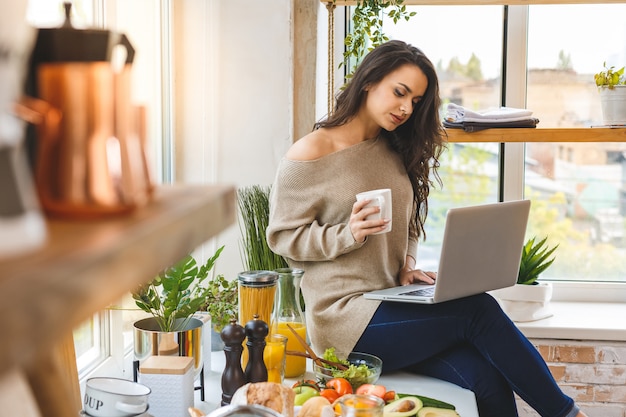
326, 2, 336, 116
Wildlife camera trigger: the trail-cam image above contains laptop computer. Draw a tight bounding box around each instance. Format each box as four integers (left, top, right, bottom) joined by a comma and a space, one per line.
363, 199, 531, 304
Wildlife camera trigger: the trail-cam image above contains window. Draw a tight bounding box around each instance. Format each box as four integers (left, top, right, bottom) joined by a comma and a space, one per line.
378, 5, 505, 268
369, 4, 626, 289
526, 4, 626, 283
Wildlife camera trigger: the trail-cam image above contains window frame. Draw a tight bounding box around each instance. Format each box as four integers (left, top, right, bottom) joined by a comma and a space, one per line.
330, 2, 626, 303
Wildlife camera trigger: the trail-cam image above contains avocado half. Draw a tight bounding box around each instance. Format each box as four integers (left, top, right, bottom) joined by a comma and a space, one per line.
383, 397, 423, 417
416, 407, 460, 417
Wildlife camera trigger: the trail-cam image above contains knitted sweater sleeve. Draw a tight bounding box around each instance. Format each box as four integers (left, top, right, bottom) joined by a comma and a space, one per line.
267, 158, 365, 262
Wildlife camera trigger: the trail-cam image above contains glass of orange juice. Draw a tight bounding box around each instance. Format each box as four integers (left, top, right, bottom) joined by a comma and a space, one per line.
273, 321, 306, 377
264, 334, 287, 383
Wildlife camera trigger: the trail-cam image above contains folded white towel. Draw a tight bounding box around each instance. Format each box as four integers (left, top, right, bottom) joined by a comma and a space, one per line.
446, 103, 533, 123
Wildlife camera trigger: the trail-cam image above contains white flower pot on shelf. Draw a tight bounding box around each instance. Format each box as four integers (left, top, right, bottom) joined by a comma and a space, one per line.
491, 282, 553, 322
599, 85, 626, 125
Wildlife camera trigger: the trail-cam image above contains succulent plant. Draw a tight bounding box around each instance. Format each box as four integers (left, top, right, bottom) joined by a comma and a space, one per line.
517, 236, 558, 285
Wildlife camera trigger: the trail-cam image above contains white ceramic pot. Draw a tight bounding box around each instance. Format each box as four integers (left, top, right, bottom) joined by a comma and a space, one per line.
84, 377, 151, 417
491, 282, 553, 322
599, 85, 626, 125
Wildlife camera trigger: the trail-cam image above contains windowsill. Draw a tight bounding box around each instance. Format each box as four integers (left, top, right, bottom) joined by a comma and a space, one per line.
515, 301, 626, 341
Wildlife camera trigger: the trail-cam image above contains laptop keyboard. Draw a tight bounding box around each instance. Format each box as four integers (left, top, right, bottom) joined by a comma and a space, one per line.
400, 286, 435, 297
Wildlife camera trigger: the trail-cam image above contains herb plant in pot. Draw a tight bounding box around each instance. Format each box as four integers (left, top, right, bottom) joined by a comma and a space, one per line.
491, 236, 558, 322
237, 185, 288, 272
132, 245, 225, 378
198, 274, 238, 351
594, 62, 626, 125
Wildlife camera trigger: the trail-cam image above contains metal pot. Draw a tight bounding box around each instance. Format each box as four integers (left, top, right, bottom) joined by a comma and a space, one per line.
133, 317, 204, 380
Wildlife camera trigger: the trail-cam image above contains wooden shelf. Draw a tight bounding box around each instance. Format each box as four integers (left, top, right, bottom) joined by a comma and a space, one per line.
325, 1, 626, 5
445, 127, 626, 143
0, 184, 236, 377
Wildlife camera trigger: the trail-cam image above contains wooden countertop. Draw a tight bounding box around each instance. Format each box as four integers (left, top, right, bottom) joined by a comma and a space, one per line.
0, 184, 236, 377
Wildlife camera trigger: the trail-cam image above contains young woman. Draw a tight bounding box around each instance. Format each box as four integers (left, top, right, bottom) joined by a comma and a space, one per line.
266, 40, 586, 417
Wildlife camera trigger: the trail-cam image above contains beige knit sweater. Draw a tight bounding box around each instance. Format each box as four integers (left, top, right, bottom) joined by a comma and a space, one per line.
267, 137, 418, 357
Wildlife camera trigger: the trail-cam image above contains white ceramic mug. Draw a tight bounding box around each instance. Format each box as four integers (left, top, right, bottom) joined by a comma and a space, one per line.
356, 188, 392, 234
84, 377, 151, 417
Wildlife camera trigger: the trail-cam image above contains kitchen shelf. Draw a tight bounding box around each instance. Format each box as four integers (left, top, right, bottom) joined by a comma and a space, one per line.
445, 127, 626, 143
326, 1, 626, 5
0, 184, 236, 416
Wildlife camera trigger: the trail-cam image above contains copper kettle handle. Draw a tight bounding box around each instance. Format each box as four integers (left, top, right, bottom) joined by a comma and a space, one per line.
13, 96, 62, 209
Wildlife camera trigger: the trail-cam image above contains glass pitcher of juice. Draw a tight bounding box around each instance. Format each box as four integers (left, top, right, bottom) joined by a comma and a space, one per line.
272, 268, 307, 378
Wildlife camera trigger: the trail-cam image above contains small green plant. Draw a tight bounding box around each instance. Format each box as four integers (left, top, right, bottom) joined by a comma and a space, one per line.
594, 62, 626, 89
517, 237, 558, 285
133, 245, 225, 332
199, 274, 238, 332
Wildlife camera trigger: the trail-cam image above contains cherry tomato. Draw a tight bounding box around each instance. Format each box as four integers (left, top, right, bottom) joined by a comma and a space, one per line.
292, 379, 320, 391
355, 383, 386, 399
320, 388, 341, 403
325, 377, 353, 396
383, 390, 397, 404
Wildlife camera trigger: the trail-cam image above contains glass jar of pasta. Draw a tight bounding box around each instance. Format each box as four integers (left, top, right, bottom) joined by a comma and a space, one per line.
238, 270, 278, 370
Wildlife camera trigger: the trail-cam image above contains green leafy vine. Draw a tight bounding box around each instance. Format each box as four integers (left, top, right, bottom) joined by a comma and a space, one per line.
342, 0, 416, 78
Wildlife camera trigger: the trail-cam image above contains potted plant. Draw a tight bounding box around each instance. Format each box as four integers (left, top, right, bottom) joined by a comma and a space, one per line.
237, 185, 288, 271
132, 245, 224, 379
197, 273, 238, 351
491, 236, 558, 322
132, 245, 225, 332
594, 62, 626, 125
517, 236, 558, 285
199, 274, 238, 331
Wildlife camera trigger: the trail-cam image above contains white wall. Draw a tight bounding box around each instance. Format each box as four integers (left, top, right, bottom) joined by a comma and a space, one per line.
172, 0, 295, 280
76, 0, 295, 279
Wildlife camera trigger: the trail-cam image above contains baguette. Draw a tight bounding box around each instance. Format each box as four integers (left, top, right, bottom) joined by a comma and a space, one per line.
231, 382, 295, 417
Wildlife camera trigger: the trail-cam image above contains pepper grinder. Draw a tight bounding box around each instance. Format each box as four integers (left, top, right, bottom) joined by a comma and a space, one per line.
244, 314, 269, 383
220, 319, 246, 406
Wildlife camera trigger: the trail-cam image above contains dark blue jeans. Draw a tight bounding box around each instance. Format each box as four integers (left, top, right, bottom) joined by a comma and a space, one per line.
353, 293, 575, 417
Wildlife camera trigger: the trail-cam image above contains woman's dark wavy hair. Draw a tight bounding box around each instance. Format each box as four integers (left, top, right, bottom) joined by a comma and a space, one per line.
315, 40, 446, 240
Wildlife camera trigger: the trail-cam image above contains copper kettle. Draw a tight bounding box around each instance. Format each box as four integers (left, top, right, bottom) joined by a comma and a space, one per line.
25, 2, 153, 218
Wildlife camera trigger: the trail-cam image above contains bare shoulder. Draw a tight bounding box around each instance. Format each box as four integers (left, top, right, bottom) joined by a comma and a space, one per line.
285, 129, 336, 161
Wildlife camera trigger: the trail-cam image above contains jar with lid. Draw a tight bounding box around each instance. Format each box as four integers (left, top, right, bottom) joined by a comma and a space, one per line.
272, 268, 307, 378
238, 270, 278, 369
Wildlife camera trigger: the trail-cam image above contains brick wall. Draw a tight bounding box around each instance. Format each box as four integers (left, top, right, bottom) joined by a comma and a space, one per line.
515, 339, 626, 417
